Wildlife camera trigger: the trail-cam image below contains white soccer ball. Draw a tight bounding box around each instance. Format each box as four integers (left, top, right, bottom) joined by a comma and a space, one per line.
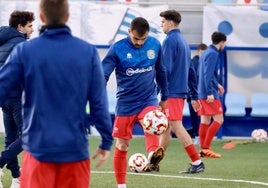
251, 129, 267, 142
128, 153, 148, 173
143, 110, 168, 135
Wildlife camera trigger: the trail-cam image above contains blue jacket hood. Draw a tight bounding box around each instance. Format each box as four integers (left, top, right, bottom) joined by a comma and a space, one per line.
0, 26, 26, 98
0, 26, 25, 46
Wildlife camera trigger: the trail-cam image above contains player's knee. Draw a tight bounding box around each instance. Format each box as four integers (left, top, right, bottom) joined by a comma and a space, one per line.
116, 142, 129, 151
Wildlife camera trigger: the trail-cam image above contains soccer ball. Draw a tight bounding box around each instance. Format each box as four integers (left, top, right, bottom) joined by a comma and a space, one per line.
143, 110, 168, 135
128, 153, 148, 173
251, 129, 267, 142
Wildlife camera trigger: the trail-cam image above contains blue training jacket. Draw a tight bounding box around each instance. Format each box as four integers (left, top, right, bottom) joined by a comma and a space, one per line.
162, 29, 191, 98
0, 26, 26, 98
102, 36, 168, 116
187, 56, 199, 101
198, 44, 220, 99
0, 26, 113, 162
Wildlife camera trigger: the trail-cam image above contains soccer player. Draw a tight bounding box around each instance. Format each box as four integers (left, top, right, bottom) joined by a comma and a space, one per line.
198, 32, 226, 158
0, 0, 113, 188
187, 43, 208, 145
0, 10, 34, 188
102, 17, 168, 188
149, 10, 205, 174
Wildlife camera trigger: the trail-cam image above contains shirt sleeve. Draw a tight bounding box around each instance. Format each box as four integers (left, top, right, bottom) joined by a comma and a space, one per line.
0, 46, 23, 106
102, 45, 117, 84
155, 47, 169, 101
204, 52, 218, 95
188, 58, 198, 100
88, 48, 113, 151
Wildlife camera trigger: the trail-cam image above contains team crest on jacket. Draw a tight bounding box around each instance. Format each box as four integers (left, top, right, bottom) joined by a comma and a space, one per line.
147, 50, 155, 59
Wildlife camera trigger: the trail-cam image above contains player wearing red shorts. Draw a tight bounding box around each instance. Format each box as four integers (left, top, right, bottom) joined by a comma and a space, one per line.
0, 1, 114, 187
149, 10, 205, 174
198, 32, 227, 158
102, 17, 168, 188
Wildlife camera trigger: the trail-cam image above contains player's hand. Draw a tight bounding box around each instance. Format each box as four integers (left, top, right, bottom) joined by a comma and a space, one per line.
191, 100, 201, 112
92, 148, 110, 168
206, 95, 214, 103
159, 100, 167, 110
218, 84, 225, 95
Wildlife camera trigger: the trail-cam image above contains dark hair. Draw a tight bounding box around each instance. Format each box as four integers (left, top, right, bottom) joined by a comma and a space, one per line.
211, 32, 227, 45
130, 17, 150, 36
159, 10, 181, 25
9, 10, 35, 28
197, 43, 208, 51
40, 0, 69, 25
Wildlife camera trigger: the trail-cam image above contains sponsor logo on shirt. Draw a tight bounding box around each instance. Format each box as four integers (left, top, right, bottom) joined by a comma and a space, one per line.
147, 50, 155, 59
127, 53, 132, 59
126, 66, 153, 76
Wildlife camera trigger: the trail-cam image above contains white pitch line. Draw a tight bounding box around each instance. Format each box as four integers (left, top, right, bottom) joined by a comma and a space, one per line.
91, 171, 268, 187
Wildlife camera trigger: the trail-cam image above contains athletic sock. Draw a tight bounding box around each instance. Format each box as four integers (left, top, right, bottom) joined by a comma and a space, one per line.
203, 121, 221, 149
198, 123, 209, 148
113, 147, 127, 184
118, 184, 126, 188
185, 144, 201, 162
144, 132, 159, 153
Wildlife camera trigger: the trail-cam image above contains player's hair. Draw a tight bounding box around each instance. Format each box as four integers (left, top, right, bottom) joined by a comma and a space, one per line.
39, 0, 69, 25
130, 17, 150, 36
197, 43, 208, 51
211, 32, 227, 45
159, 10, 181, 25
9, 10, 35, 28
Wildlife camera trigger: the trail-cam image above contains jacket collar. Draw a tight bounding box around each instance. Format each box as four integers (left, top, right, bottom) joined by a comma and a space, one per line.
39, 24, 70, 34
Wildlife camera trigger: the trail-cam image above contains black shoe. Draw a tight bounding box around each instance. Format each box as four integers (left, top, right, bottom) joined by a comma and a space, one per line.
180, 162, 205, 174
145, 164, 160, 172
148, 147, 165, 171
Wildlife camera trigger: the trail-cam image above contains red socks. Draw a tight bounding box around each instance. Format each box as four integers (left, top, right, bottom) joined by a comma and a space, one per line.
144, 132, 159, 153
113, 148, 127, 184
199, 123, 209, 148
202, 121, 221, 149
185, 144, 200, 162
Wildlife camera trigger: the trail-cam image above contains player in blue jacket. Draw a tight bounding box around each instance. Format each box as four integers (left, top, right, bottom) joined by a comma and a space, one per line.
198, 32, 226, 158
102, 17, 168, 188
187, 43, 207, 145
150, 10, 205, 174
0, 0, 113, 188
0, 10, 34, 187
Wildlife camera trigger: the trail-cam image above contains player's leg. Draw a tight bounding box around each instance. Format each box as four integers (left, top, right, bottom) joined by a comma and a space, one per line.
199, 99, 223, 158
8, 99, 23, 185
144, 132, 161, 171
138, 106, 164, 171
188, 103, 200, 145
167, 98, 204, 173
171, 120, 204, 173
112, 116, 135, 188
188, 101, 196, 138
198, 115, 210, 149
1, 103, 21, 186
200, 114, 223, 158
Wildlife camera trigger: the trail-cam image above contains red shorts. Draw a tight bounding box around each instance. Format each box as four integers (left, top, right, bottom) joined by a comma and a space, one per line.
112, 106, 159, 139
165, 98, 184, 121
20, 151, 90, 188
198, 99, 223, 116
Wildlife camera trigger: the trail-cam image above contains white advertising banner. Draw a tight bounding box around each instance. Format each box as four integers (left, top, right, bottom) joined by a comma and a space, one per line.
203, 5, 268, 47
203, 5, 268, 106
0, 2, 167, 45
